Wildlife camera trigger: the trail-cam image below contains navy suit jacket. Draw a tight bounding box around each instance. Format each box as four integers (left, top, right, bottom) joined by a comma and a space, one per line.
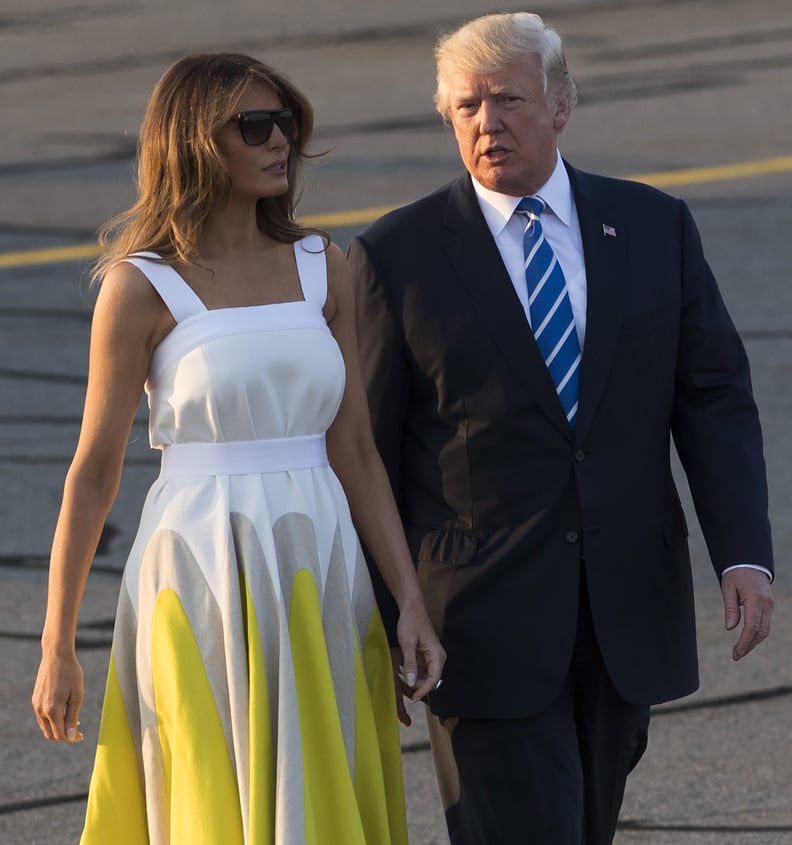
347, 163, 773, 719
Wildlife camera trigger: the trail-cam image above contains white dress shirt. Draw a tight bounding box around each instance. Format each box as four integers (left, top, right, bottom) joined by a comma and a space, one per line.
471, 151, 587, 348
469, 151, 771, 582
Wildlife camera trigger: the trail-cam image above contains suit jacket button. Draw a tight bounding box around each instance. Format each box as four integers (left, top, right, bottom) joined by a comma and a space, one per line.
575, 449, 586, 462
565, 531, 580, 544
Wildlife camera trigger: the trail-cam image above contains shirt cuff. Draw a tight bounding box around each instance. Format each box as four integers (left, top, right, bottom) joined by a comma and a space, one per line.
721, 563, 773, 582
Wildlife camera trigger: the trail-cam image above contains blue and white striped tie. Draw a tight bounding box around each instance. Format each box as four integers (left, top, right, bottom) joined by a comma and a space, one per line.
516, 196, 581, 428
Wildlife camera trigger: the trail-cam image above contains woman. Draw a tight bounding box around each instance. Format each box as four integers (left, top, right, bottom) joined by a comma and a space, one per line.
32, 53, 444, 843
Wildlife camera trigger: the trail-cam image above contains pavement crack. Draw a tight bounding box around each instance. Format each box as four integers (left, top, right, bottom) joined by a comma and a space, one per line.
653, 684, 792, 715
0, 793, 88, 816
619, 819, 792, 832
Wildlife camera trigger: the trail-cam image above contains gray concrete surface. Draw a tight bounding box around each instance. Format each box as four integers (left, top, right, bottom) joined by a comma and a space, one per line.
2, 0, 791, 842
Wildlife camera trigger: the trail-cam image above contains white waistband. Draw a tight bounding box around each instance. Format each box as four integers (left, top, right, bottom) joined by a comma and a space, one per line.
159, 435, 328, 477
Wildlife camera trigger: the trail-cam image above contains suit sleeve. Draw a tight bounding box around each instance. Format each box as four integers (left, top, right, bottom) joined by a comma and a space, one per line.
346, 233, 410, 643
671, 201, 774, 577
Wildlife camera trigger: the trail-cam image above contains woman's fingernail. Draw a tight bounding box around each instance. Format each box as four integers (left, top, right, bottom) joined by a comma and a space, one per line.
406, 672, 417, 687
67, 728, 77, 741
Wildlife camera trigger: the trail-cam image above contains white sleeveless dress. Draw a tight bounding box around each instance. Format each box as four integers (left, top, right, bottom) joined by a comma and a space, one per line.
80, 236, 407, 845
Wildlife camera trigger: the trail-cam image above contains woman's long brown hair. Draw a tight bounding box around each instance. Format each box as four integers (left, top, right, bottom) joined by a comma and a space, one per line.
91, 53, 328, 283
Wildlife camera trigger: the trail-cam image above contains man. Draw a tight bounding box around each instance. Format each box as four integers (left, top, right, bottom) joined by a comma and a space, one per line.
347, 12, 774, 845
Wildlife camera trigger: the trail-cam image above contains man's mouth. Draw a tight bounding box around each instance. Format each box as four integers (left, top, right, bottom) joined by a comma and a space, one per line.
481, 146, 508, 162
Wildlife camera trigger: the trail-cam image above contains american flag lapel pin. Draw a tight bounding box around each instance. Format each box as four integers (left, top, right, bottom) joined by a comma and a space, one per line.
602, 223, 617, 238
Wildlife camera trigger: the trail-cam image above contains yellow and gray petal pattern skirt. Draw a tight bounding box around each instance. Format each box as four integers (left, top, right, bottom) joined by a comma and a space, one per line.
80, 470, 408, 845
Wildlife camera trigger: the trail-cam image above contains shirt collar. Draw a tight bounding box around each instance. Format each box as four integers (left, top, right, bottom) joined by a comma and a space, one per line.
471, 151, 573, 238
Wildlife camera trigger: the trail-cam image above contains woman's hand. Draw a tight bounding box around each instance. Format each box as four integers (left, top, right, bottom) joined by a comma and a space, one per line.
395, 597, 446, 715
32, 651, 85, 743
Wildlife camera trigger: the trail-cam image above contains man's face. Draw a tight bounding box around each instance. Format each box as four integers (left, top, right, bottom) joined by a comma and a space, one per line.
446, 55, 570, 197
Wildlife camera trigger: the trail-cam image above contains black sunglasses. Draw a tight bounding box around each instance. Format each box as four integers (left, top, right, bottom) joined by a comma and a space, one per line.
232, 108, 297, 146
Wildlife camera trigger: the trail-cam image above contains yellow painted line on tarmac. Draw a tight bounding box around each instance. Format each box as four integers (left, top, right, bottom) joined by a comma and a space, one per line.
2, 156, 791, 271
0, 242, 104, 269
0, 206, 400, 270
301, 204, 399, 229
627, 155, 792, 189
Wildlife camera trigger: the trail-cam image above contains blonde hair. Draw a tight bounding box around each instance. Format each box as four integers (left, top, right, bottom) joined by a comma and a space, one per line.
91, 53, 327, 283
434, 13, 577, 119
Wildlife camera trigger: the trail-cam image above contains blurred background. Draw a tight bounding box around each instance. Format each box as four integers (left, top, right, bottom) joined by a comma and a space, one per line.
2, 1, 791, 842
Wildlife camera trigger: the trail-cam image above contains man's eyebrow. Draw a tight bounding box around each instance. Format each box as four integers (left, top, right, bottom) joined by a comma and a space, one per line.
452, 84, 511, 100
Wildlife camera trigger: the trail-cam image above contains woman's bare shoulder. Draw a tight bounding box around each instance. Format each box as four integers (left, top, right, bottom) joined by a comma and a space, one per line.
94, 259, 174, 346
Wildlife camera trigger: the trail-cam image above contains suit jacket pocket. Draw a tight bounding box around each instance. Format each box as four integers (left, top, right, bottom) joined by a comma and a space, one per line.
418, 527, 481, 567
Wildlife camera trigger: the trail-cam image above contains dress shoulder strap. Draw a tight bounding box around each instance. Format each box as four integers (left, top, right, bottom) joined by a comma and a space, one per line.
121, 252, 207, 322
293, 236, 328, 308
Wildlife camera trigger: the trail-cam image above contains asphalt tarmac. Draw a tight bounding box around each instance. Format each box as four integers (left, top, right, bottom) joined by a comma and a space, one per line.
1, 0, 791, 842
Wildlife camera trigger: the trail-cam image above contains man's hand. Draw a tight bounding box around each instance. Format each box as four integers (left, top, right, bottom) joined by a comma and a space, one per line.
721, 568, 774, 660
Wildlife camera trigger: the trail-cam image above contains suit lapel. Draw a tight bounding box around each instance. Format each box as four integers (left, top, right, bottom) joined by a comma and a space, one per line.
567, 164, 629, 440
441, 176, 572, 435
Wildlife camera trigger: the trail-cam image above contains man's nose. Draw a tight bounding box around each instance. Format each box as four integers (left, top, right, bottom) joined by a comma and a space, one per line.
478, 101, 502, 134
